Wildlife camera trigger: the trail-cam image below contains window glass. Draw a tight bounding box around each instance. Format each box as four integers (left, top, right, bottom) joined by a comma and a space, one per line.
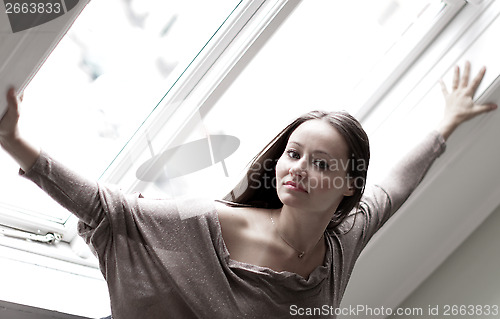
0, 0, 240, 230
128, 0, 449, 199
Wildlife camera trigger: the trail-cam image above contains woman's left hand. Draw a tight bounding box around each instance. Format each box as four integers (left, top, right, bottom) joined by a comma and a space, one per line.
438, 61, 497, 140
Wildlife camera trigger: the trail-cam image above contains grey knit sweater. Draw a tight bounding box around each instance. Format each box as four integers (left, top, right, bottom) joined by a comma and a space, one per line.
22, 132, 446, 319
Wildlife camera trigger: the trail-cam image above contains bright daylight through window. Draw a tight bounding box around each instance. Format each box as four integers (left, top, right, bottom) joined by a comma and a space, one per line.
105, 0, 459, 204
0, 0, 240, 242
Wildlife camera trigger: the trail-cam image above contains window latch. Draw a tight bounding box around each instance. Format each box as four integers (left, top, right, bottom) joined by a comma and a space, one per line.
0, 227, 62, 244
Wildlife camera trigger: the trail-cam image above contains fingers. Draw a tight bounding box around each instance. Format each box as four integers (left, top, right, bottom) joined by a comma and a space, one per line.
471, 103, 498, 117
439, 79, 449, 96
460, 61, 471, 88
451, 62, 486, 96
452, 65, 460, 90
7, 87, 16, 101
4, 88, 21, 125
6, 87, 20, 110
467, 66, 486, 96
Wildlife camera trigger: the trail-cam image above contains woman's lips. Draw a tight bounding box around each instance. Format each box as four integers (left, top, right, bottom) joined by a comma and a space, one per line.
284, 181, 308, 193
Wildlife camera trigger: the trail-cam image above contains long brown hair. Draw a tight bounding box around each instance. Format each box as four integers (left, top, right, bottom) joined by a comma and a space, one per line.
223, 110, 370, 227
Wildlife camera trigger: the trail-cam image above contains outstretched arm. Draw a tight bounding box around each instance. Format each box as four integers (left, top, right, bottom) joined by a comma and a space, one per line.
0, 87, 106, 229
0, 87, 40, 171
361, 62, 497, 232
385, 62, 497, 209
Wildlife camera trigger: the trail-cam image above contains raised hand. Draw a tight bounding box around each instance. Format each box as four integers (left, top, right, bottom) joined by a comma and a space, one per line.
438, 61, 498, 140
0, 87, 22, 140
0, 87, 39, 172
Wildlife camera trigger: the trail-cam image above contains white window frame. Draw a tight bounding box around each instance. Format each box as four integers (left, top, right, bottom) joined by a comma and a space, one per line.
352, 0, 467, 121
362, 0, 498, 136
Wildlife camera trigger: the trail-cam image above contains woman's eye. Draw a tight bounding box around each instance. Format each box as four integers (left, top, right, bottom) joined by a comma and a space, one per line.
314, 160, 328, 170
286, 150, 300, 159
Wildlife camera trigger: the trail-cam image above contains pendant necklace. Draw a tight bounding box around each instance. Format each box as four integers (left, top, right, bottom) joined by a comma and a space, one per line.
269, 211, 324, 259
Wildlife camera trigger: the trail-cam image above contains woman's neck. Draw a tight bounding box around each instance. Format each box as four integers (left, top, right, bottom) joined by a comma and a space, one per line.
272, 205, 332, 255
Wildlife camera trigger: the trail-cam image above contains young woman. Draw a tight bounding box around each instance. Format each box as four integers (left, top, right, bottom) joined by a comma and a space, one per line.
0, 62, 496, 318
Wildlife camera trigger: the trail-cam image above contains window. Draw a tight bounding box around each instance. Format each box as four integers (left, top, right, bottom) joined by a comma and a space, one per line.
0, 0, 243, 244
99, 0, 466, 201
363, 0, 500, 182
351, 0, 465, 119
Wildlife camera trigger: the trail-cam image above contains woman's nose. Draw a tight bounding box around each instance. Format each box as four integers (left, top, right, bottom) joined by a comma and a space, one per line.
289, 160, 307, 177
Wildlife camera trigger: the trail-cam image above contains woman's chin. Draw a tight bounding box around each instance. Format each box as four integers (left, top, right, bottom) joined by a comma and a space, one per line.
277, 192, 309, 208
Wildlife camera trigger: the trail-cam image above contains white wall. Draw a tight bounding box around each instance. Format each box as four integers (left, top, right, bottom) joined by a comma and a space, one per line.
390, 203, 500, 319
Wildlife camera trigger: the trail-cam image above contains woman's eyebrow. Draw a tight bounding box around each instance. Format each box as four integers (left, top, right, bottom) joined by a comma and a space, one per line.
288, 141, 335, 158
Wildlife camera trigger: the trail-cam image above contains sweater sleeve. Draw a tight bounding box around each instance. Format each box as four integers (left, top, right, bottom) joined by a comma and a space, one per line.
20, 151, 222, 274
335, 131, 447, 246
19, 152, 177, 269
380, 131, 445, 209
363, 130, 446, 238
20, 150, 105, 227
20, 151, 124, 265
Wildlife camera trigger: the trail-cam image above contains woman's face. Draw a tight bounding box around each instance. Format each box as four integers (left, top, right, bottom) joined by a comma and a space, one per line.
275, 119, 354, 214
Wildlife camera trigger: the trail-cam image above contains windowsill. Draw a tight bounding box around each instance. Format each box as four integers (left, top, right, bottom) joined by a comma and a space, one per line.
0, 236, 110, 318
0, 300, 91, 319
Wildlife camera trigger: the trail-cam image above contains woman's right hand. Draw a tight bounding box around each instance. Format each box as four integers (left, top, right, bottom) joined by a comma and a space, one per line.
0, 87, 21, 142
0, 87, 40, 172
438, 62, 498, 140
